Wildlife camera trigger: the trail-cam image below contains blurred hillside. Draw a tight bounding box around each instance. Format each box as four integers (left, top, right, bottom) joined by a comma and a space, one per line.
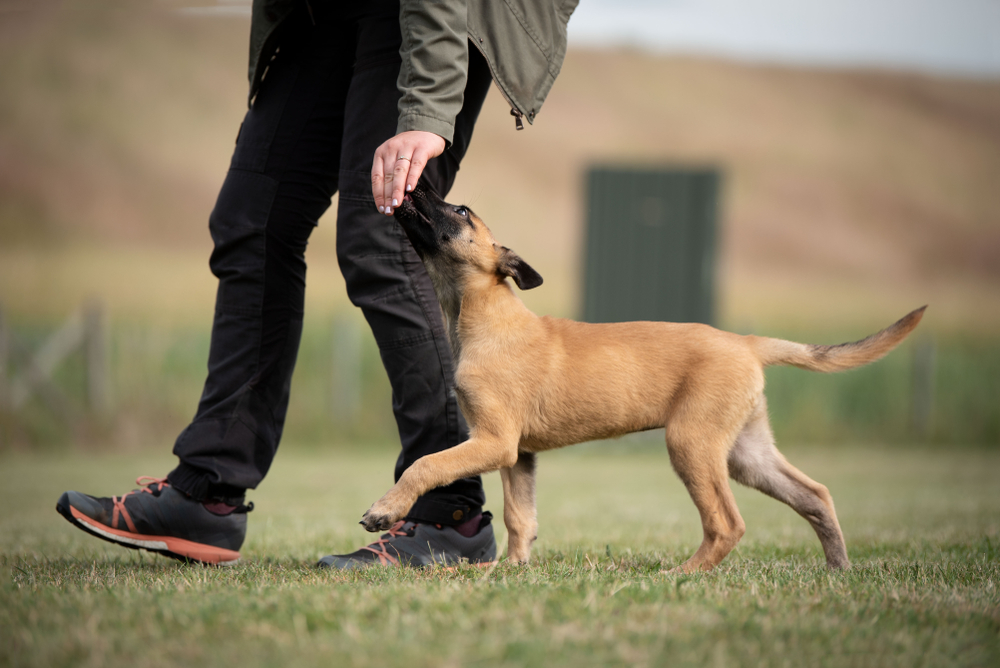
1, 0, 998, 331
0, 1, 998, 447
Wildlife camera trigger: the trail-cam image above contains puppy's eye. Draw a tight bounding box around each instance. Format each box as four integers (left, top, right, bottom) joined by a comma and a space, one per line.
455, 206, 468, 217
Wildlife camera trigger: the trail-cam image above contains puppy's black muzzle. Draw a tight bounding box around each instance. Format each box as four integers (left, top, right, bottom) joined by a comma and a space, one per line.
393, 186, 460, 258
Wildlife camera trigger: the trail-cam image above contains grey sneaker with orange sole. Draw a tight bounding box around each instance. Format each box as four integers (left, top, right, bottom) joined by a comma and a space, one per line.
317, 512, 497, 570
56, 476, 251, 565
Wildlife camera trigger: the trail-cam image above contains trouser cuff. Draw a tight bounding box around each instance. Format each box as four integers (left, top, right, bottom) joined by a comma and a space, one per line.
167, 462, 247, 506
405, 495, 483, 527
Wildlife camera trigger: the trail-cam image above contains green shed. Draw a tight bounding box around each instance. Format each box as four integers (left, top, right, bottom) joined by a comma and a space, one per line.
582, 166, 720, 326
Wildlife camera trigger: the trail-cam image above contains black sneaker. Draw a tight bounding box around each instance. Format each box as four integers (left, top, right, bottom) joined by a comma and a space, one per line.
318, 512, 497, 570
56, 476, 251, 565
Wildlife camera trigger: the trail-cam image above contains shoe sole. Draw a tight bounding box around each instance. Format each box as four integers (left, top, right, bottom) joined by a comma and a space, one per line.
319, 556, 498, 570
56, 501, 240, 566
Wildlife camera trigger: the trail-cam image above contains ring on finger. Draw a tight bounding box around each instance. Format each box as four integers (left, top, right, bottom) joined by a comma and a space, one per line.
396, 156, 410, 162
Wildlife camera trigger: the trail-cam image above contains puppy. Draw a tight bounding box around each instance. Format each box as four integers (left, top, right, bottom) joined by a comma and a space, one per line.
361, 186, 924, 572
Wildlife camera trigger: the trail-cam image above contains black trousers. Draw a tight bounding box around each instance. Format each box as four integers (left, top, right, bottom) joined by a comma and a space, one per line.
166, 3, 494, 526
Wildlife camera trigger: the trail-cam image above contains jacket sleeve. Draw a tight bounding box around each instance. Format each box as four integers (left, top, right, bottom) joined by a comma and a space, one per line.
396, 0, 470, 146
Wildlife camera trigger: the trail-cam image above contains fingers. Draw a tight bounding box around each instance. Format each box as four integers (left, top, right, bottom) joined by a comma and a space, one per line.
371, 144, 406, 215
371, 146, 400, 215
404, 150, 428, 198
386, 153, 410, 213
371, 131, 446, 215
371, 154, 387, 213
391, 149, 430, 211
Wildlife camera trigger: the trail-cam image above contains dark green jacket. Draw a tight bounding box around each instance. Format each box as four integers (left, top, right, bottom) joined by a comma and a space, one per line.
249, 0, 578, 144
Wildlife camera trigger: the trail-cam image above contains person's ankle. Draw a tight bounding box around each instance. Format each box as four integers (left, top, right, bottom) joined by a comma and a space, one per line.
202, 501, 239, 516
453, 513, 484, 538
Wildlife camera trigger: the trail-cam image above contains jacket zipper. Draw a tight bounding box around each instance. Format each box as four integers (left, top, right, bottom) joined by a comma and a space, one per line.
510, 108, 524, 130
472, 38, 525, 131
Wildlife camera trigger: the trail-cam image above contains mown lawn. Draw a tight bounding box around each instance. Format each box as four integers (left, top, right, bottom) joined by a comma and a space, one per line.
2, 443, 998, 667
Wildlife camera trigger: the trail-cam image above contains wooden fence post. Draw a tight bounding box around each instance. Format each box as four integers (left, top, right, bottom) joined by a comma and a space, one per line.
84, 301, 110, 414
8, 312, 79, 420
0, 303, 117, 441
2, 304, 108, 423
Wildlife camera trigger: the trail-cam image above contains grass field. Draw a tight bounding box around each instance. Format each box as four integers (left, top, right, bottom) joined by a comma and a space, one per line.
3, 445, 998, 667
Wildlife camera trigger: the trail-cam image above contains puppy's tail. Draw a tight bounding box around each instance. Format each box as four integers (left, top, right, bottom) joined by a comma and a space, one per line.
751, 306, 926, 373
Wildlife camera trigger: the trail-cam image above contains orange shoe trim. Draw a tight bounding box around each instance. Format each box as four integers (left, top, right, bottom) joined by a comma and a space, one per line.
69, 506, 240, 565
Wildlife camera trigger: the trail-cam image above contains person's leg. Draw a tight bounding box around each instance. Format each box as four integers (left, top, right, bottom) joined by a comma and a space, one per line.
56, 10, 356, 563
166, 11, 355, 502
317, 5, 500, 570
335, 12, 495, 527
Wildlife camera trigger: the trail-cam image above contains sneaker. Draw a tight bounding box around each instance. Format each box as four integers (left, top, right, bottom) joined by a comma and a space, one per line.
317, 512, 496, 570
56, 476, 251, 565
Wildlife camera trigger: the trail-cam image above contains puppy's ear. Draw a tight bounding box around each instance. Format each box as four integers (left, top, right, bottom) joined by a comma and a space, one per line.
497, 247, 543, 290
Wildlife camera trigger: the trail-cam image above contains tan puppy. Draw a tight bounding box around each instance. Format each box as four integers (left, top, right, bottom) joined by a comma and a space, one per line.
361, 186, 925, 572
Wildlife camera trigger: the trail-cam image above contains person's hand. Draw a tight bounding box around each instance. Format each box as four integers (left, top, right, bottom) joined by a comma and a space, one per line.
371, 131, 446, 215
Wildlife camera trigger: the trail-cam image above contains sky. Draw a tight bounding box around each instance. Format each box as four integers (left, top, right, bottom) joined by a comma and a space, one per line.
567, 0, 1000, 77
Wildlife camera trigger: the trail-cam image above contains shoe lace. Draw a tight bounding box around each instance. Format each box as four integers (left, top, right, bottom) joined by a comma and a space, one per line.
111, 476, 169, 533
359, 521, 415, 566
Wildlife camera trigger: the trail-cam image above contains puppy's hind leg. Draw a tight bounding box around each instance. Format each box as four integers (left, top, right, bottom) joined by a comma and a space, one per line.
665, 423, 747, 573
500, 452, 538, 563
728, 396, 849, 569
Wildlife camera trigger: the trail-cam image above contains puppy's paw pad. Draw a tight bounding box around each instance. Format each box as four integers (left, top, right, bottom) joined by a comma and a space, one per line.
360, 511, 392, 532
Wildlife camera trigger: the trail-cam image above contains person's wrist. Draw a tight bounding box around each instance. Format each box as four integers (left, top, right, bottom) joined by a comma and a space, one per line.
396, 117, 454, 147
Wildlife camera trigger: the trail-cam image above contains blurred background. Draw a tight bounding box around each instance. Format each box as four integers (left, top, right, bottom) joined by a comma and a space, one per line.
0, 0, 997, 451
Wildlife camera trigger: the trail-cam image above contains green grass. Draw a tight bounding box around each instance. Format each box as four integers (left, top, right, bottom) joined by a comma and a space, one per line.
2, 445, 998, 667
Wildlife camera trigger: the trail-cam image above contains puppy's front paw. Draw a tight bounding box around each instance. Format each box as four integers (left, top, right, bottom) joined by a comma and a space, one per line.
359, 508, 394, 532
361, 486, 415, 532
